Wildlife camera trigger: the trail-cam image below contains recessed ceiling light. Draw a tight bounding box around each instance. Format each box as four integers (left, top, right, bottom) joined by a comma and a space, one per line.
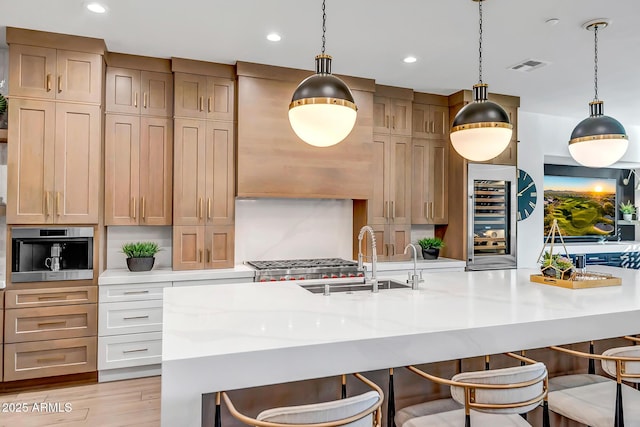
545, 18, 560, 26
267, 33, 282, 42
86, 2, 107, 13
403, 56, 417, 64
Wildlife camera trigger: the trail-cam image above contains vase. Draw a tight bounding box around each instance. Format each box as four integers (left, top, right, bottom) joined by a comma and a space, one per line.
623, 213, 633, 221
422, 248, 440, 260
126, 257, 155, 272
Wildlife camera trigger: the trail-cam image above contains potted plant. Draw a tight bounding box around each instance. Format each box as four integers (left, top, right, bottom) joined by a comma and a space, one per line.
418, 237, 445, 260
540, 251, 574, 280
122, 241, 160, 272
619, 200, 636, 221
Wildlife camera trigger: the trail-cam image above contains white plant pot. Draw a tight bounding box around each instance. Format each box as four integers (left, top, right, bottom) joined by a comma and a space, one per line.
623, 213, 633, 221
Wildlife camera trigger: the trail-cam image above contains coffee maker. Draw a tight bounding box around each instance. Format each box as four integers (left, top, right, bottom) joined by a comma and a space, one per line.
45, 243, 63, 272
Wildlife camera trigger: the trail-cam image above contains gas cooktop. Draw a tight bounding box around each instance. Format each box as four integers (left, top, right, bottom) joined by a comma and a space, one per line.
246, 258, 360, 282
246, 258, 357, 270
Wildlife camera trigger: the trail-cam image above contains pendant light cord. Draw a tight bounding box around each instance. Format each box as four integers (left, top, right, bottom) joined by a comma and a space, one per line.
593, 24, 599, 101
478, 0, 483, 84
321, 0, 327, 54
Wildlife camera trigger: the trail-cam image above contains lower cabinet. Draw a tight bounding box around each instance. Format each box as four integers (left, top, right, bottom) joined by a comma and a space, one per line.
173, 225, 234, 270
97, 281, 171, 382
3, 286, 97, 382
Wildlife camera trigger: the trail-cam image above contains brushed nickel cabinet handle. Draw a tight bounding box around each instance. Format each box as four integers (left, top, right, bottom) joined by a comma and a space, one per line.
45, 192, 50, 216
198, 197, 203, 220
199, 96, 204, 112
430, 202, 434, 219
46, 74, 52, 91
143, 92, 148, 108
38, 321, 67, 327
123, 290, 149, 295
37, 356, 65, 364
385, 115, 389, 128
207, 248, 211, 263
385, 201, 389, 219
57, 75, 62, 93
123, 315, 149, 320
424, 121, 428, 133
208, 97, 212, 113
141, 197, 145, 220
431, 120, 435, 133
198, 249, 203, 263
132, 197, 136, 219
385, 244, 389, 257
391, 201, 395, 220
56, 192, 61, 216
391, 244, 396, 256
424, 202, 428, 219
207, 198, 211, 220
38, 295, 66, 300
123, 348, 149, 354
392, 115, 396, 129
134, 92, 138, 108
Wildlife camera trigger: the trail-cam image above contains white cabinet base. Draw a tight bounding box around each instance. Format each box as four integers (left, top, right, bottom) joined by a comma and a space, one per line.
99, 364, 161, 382
98, 332, 162, 370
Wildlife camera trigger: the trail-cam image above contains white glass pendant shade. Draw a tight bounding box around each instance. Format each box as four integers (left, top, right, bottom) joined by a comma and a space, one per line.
568, 137, 628, 168
450, 126, 512, 162
289, 103, 357, 147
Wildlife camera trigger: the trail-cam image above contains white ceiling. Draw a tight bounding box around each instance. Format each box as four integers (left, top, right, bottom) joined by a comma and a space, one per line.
2, 0, 640, 126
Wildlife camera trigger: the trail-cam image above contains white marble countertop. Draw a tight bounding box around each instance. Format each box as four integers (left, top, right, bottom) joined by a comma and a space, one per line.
161, 265, 640, 426
367, 257, 466, 271
98, 265, 256, 285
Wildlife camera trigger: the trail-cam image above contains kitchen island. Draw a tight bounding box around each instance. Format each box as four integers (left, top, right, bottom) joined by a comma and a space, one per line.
161, 266, 640, 427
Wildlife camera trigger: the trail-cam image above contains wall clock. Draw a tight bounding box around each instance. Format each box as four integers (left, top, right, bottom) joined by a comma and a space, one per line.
517, 169, 537, 221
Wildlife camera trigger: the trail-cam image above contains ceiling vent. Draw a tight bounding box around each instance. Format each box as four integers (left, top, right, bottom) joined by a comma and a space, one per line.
508, 59, 550, 72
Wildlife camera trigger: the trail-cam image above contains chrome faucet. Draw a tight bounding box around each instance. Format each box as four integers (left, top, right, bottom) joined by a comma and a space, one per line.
404, 243, 423, 290
357, 226, 378, 293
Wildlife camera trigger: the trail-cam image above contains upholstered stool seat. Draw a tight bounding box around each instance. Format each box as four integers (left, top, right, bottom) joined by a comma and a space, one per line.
395, 398, 462, 427
403, 408, 534, 427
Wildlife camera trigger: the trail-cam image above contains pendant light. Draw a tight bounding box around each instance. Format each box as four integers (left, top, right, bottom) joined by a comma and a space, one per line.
569, 20, 628, 168
450, 0, 513, 162
288, 0, 357, 147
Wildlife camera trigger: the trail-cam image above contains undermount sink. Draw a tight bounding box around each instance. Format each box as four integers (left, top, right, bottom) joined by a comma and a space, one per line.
300, 279, 410, 294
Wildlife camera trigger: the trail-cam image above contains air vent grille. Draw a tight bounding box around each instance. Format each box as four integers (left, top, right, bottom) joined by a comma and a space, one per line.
508, 59, 550, 72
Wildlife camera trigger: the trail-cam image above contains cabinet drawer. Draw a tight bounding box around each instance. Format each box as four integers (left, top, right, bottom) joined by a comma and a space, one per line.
5, 304, 97, 343
5, 286, 97, 309
99, 300, 163, 336
4, 337, 97, 381
99, 282, 171, 303
98, 332, 162, 370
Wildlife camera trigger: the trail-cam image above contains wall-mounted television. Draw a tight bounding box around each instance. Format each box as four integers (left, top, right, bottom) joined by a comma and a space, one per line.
543, 175, 616, 238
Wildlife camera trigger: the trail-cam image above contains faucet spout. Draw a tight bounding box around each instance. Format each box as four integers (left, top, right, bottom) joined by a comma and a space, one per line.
357, 226, 378, 293
404, 243, 423, 290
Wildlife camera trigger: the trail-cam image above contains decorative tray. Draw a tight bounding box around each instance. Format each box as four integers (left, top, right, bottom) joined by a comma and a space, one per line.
530, 272, 621, 289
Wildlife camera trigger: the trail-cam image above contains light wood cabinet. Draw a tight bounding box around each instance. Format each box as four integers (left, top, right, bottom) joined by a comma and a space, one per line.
173, 225, 234, 270
173, 120, 234, 226
4, 304, 97, 343
359, 223, 410, 262
412, 104, 448, 139
10, 44, 102, 104
412, 138, 449, 224
7, 99, 101, 224
106, 67, 173, 117
174, 72, 235, 121
5, 286, 97, 309
373, 96, 412, 136
105, 115, 173, 225
488, 105, 518, 166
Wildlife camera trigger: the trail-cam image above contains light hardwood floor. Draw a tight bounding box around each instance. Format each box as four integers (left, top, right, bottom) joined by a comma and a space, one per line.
0, 376, 160, 427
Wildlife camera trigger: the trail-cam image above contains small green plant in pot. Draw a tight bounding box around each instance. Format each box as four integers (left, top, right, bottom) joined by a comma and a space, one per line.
417, 237, 445, 260
619, 200, 636, 221
540, 251, 574, 280
122, 242, 160, 272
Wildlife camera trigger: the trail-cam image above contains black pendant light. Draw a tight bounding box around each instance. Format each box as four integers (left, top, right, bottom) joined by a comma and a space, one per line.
450, 0, 513, 162
569, 20, 628, 167
288, 0, 357, 147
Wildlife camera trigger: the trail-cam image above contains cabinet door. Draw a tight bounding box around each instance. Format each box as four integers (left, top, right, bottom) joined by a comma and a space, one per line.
54, 103, 101, 224
206, 77, 235, 121
368, 134, 390, 225
7, 99, 56, 224
390, 99, 412, 136
106, 67, 141, 114
204, 121, 234, 225
205, 225, 234, 269
173, 226, 204, 270
429, 139, 449, 224
9, 44, 56, 100
105, 114, 140, 225
174, 119, 206, 225
411, 138, 429, 224
140, 117, 173, 225
429, 105, 449, 140
174, 73, 207, 119
141, 71, 173, 117
372, 96, 391, 134
56, 50, 102, 104
388, 224, 411, 261
390, 136, 412, 225
412, 104, 430, 138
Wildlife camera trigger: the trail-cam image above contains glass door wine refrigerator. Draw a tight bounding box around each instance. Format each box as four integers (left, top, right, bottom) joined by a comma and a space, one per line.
467, 164, 517, 270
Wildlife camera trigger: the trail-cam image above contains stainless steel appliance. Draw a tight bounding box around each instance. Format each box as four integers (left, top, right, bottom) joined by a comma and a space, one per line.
11, 227, 94, 283
246, 258, 360, 282
467, 164, 517, 270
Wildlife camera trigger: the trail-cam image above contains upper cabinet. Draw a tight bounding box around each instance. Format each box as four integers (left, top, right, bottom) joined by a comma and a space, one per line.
174, 73, 234, 121
9, 44, 102, 104
411, 138, 449, 225
373, 85, 413, 136
106, 67, 173, 117
412, 103, 448, 139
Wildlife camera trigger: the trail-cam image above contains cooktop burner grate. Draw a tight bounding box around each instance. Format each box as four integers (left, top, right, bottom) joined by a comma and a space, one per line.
246, 258, 357, 270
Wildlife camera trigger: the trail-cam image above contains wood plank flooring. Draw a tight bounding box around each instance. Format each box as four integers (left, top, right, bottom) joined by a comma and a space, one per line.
0, 376, 160, 427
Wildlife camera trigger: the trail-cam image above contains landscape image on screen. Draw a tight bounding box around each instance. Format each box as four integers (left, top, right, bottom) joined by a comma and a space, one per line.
544, 175, 616, 237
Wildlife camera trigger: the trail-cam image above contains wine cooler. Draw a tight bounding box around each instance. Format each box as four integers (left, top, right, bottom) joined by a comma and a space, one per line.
467, 164, 517, 270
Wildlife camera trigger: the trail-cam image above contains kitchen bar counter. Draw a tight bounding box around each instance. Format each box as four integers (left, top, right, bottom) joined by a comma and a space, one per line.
98, 265, 256, 285
161, 266, 640, 426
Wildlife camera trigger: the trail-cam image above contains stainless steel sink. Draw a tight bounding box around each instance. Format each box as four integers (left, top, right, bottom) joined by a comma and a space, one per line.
300, 279, 410, 294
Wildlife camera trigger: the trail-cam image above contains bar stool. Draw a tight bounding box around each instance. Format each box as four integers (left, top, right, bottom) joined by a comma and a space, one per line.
221, 373, 383, 427
548, 339, 640, 427
395, 353, 549, 427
